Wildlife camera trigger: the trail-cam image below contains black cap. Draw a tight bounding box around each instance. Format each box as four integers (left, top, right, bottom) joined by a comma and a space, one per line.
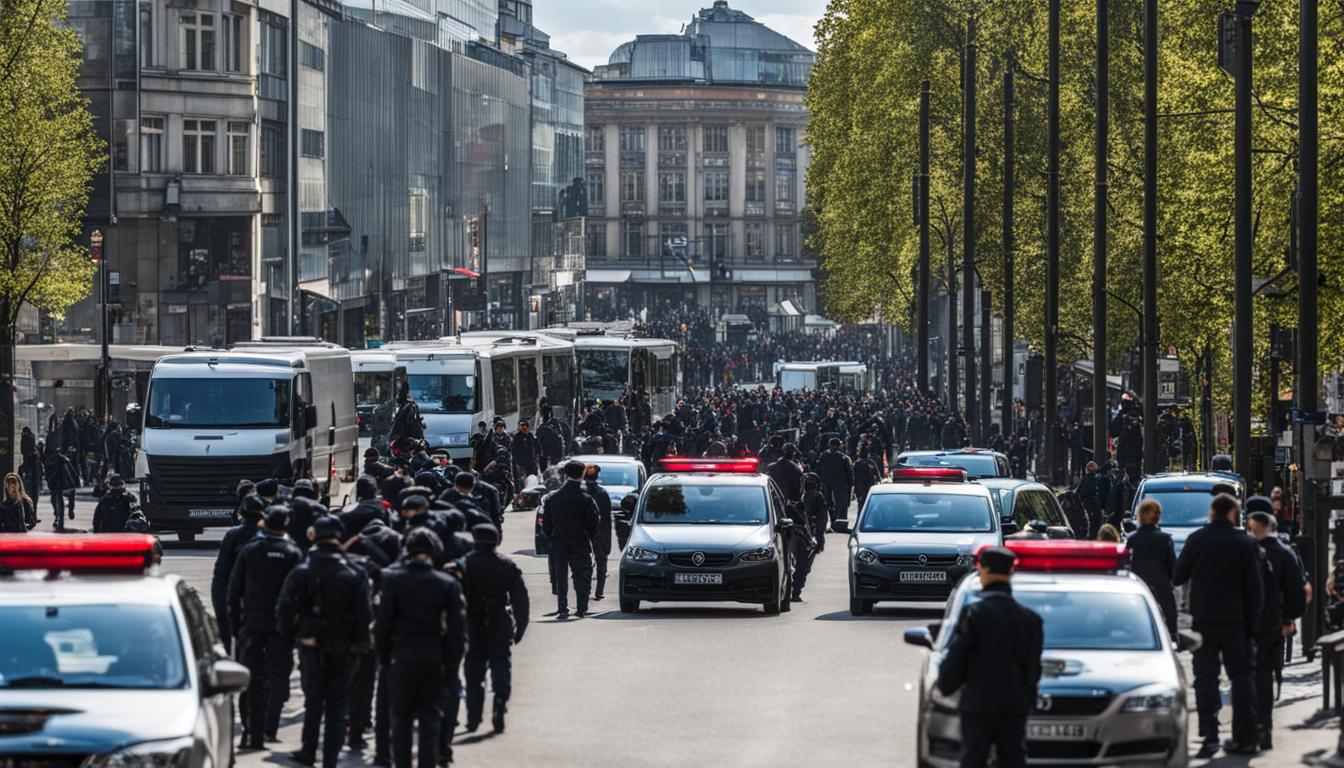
401, 493, 430, 512
976, 546, 1016, 575
356, 475, 379, 499
257, 478, 280, 497
264, 506, 290, 530
1244, 495, 1273, 516
292, 478, 318, 499
107, 473, 124, 485
404, 528, 440, 555
364, 447, 382, 459
311, 514, 343, 540
240, 494, 267, 521
471, 523, 500, 546
454, 471, 475, 490
235, 479, 257, 499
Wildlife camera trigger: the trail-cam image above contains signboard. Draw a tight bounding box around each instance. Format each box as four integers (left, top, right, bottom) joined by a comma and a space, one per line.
1218, 12, 1237, 76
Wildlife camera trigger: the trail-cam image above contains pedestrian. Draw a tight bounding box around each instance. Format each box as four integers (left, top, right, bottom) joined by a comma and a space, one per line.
374, 528, 466, 768
228, 507, 304, 750
766, 444, 805, 505
213, 494, 267, 654
0, 473, 37, 532
584, 464, 613, 600
91, 474, 137, 533
1095, 523, 1122, 543
389, 390, 425, 445
1126, 498, 1177, 637
936, 546, 1044, 768
512, 419, 542, 487
1174, 493, 1265, 757
339, 475, 391, 537
458, 523, 529, 735
1246, 505, 1306, 751
1075, 461, 1109, 538
1104, 467, 1136, 530
44, 446, 78, 530
540, 460, 599, 619
277, 515, 373, 768
288, 479, 327, 552
783, 481, 817, 602
801, 472, 830, 547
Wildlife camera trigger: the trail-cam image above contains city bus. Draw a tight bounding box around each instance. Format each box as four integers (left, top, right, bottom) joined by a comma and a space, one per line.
560, 332, 680, 416
350, 348, 397, 443
773, 361, 842, 392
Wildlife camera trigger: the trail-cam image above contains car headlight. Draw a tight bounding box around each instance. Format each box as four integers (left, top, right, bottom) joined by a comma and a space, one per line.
624, 546, 660, 562
88, 736, 195, 768
855, 548, 878, 565
955, 554, 972, 568
739, 546, 775, 562
1121, 685, 1180, 714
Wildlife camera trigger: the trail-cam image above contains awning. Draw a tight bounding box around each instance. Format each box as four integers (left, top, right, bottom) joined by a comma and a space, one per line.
585, 269, 632, 283
732, 268, 815, 283
778, 299, 804, 316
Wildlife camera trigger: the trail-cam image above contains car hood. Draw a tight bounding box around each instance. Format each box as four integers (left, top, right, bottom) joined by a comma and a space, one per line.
632, 524, 770, 551
422, 414, 472, 447
855, 531, 1000, 551
1165, 525, 1199, 556
1036, 649, 1182, 693
0, 689, 198, 753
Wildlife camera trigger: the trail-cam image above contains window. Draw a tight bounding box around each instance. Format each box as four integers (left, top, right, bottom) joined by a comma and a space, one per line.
745, 169, 766, 214
775, 126, 795, 154
491, 358, 518, 415
745, 125, 766, 163
657, 126, 687, 152
586, 172, 604, 206
259, 120, 284, 178
139, 1, 154, 67
745, 222, 764, 259
140, 115, 164, 172
775, 169, 795, 212
300, 40, 324, 71
223, 13, 242, 72
180, 12, 215, 71
703, 125, 728, 154
623, 218, 644, 258
408, 188, 426, 252
620, 170, 644, 203
707, 222, 730, 264
182, 118, 216, 174
112, 119, 133, 172
518, 356, 539, 418
586, 223, 606, 258
776, 224, 795, 259
585, 125, 604, 153
301, 129, 324, 158
703, 170, 729, 203
619, 126, 645, 153
226, 121, 250, 175
658, 171, 685, 203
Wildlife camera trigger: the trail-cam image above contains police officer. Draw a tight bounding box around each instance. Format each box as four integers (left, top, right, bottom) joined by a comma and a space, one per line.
512, 419, 542, 483
1246, 506, 1306, 751
91, 474, 137, 533
228, 507, 304, 749
801, 472, 830, 552
212, 495, 266, 653
541, 460, 599, 619
364, 447, 395, 480
936, 546, 1043, 768
277, 515, 372, 768
456, 523, 529, 735
583, 464, 613, 600
374, 528, 466, 768
1174, 493, 1264, 757
783, 481, 816, 602
817, 438, 853, 526
438, 472, 495, 530
389, 390, 425, 445
1126, 498, 1177, 637
766, 445, 804, 504
288, 479, 327, 552
537, 406, 566, 469
339, 476, 390, 538
397, 494, 468, 566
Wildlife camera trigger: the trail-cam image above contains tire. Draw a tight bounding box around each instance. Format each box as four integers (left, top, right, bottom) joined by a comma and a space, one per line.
619, 598, 640, 613
763, 592, 782, 615
177, 531, 196, 543
850, 597, 873, 616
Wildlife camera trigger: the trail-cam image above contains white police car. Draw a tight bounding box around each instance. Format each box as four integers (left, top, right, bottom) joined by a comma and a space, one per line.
0, 534, 249, 767
905, 541, 1194, 767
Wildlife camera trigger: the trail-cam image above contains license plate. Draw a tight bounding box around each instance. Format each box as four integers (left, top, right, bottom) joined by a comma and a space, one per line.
899, 570, 947, 583
188, 508, 234, 518
1027, 722, 1087, 740
674, 572, 723, 585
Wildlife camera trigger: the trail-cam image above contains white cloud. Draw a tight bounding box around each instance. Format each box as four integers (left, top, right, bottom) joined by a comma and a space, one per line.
755, 13, 821, 51
549, 29, 634, 70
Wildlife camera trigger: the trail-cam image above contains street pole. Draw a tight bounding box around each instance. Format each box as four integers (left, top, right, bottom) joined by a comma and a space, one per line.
963, 15, 978, 442
1141, 0, 1160, 477
1045, 0, 1060, 483
1093, 0, 1109, 465
1232, 0, 1258, 481
918, 81, 932, 396
980, 288, 991, 440
1297, 0, 1322, 649
1002, 55, 1015, 437
948, 229, 958, 413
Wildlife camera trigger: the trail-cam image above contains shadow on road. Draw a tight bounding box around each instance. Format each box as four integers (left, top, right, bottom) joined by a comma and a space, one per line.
814, 607, 943, 622
592, 606, 769, 620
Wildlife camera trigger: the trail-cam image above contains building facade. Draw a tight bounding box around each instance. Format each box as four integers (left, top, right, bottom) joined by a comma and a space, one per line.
583, 1, 816, 328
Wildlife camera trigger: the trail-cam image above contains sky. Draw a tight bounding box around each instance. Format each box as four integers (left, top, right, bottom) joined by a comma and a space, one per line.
533, 0, 825, 72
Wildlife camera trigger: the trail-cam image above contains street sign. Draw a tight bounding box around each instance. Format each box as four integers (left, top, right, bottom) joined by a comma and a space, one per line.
109, 271, 121, 286
1218, 12, 1237, 76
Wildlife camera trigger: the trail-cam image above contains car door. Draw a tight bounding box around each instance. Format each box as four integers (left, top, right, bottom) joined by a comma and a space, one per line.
177, 582, 230, 766
768, 483, 791, 587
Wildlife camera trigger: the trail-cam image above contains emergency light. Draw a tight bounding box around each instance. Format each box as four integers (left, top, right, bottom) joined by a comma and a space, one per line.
888, 467, 968, 484
657, 457, 760, 474
0, 534, 159, 574
981, 540, 1131, 573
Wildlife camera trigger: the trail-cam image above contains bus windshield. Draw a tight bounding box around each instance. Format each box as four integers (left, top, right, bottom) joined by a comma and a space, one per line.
407, 374, 477, 414
354, 371, 394, 408
579, 349, 630, 399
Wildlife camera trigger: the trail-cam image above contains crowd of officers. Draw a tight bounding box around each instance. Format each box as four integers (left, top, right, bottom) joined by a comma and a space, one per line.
14, 406, 136, 530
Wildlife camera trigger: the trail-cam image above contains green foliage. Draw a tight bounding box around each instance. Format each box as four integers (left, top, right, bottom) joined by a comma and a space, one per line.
807, 0, 1344, 408
0, 0, 103, 332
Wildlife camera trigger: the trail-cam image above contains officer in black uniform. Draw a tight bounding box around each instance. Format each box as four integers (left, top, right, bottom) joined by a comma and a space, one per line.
766, 445, 804, 504
1174, 493, 1265, 757
936, 546, 1044, 768
540, 460, 599, 618
397, 493, 468, 566
339, 476, 389, 538
287, 479, 327, 552
816, 438, 853, 526
1246, 507, 1306, 751
228, 507, 304, 749
277, 515, 372, 768
583, 464, 613, 600
374, 528, 466, 768
456, 523, 529, 735
91, 474, 137, 533
1125, 498, 1178, 637
212, 494, 267, 653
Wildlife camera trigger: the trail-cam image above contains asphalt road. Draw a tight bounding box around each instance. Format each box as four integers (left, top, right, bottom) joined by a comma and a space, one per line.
160, 503, 931, 767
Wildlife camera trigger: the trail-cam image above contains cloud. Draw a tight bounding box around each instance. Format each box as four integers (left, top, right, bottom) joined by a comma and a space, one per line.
549, 29, 634, 70
755, 13, 821, 51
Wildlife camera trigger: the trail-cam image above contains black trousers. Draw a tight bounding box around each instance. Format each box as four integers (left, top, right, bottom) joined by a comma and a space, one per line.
238, 630, 293, 739
827, 487, 850, 523
349, 649, 377, 743
548, 540, 592, 614
786, 535, 814, 598
593, 543, 610, 597
1192, 623, 1257, 744
959, 713, 1027, 768
464, 635, 512, 725
437, 667, 462, 759
389, 657, 444, 768
374, 662, 391, 762
1254, 630, 1285, 733
298, 647, 353, 767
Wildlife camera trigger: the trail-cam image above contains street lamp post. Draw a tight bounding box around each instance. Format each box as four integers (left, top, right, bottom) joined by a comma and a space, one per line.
1093, 0, 1110, 465
917, 81, 931, 396
1232, 0, 1258, 480
90, 229, 109, 421
963, 15, 978, 444
1141, 0, 1160, 476
1045, 0, 1061, 483
1002, 55, 1015, 438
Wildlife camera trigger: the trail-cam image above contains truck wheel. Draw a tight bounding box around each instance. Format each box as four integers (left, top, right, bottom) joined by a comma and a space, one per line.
619, 598, 640, 613
177, 531, 196, 543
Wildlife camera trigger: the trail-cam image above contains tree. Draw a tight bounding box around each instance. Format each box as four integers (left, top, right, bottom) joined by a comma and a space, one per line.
0, 0, 103, 473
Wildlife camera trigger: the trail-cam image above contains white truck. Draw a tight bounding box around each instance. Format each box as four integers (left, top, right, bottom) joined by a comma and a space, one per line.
134, 338, 357, 540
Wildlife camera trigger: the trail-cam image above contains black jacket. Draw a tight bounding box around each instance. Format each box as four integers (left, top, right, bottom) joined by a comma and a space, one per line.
459, 547, 530, 646
390, 400, 425, 442
363, 457, 394, 480
767, 459, 804, 503
817, 449, 853, 491
1174, 518, 1264, 634
374, 559, 466, 664
437, 489, 494, 529
277, 541, 372, 654
0, 496, 35, 533
1255, 535, 1307, 634
348, 518, 402, 569
211, 521, 261, 616
92, 488, 137, 533
228, 532, 304, 635
339, 498, 390, 539
1126, 524, 1176, 597
541, 480, 599, 548
44, 452, 78, 491
400, 509, 469, 566
584, 480, 613, 554
937, 582, 1044, 715
512, 430, 541, 469
287, 497, 328, 551
537, 420, 566, 464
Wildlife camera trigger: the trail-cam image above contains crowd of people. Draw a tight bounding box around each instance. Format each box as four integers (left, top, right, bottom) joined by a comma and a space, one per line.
10, 406, 136, 530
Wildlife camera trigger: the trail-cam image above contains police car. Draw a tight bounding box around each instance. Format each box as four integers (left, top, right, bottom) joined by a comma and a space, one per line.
619, 457, 794, 615
1129, 472, 1246, 556
0, 534, 249, 767
905, 541, 1195, 767
896, 448, 1011, 479
843, 468, 1001, 615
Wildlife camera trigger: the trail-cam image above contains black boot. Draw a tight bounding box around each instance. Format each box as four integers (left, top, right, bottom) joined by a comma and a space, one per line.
492, 703, 506, 733
1259, 727, 1273, 751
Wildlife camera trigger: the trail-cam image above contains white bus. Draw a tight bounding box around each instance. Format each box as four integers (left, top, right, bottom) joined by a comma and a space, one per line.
350, 348, 397, 441
460, 331, 580, 425
774, 361, 841, 392
564, 333, 681, 416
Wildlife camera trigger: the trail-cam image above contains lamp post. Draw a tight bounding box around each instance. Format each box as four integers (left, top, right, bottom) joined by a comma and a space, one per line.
963, 15, 978, 444
1232, 0, 1258, 480
1045, 0, 1061, 483
1093, 0, 1110, 465
1141, 0, 1160, 476
90, 229, 109, 421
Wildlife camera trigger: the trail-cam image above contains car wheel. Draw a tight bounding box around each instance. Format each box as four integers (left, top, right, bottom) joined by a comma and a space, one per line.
177, 531, 196, 543
619, 598, 640, 613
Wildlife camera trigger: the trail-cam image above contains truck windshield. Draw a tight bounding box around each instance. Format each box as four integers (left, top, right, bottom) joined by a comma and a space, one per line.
146, 378, 291, 428
407, 374, 476, 414
579, 349, 629, 399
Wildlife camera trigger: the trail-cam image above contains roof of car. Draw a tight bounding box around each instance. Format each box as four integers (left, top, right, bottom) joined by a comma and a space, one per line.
962, 571, 1149, 593
976, 477, 1047, 492
1138, 472, 1243, 491
898, 448, 1006, 459
867, 480, 993, 497
647, 472, 771, 487
0, 572, 181, 604
567, 454, 641, 465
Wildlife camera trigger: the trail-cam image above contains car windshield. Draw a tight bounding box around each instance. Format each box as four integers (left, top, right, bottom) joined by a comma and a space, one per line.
407, 374, 476, 414
860, 493, 994, 533
595, 463, 639, 488
354, 371, 394, 408
0, 604, 188, 689
964, 590, 1161, 651
640, 484, 767, 525
900, 454, 1001, 478
1139, 490, 1214, 526
579, 349, 629, 399
146, 377, 290, 428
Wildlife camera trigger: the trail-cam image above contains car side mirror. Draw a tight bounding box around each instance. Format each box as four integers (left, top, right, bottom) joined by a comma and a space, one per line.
903, 627, 933, 649
776, 517, 795, 532
1122, 519, 1137, 534
1001, 519, 1019, 536
205, 659, 251, 696
927, 621, 942, 642
1046, 526, 1074, 540
304, 403, 319, 430
1176, 629, 1203, 653
1028, 519, 1049, 534
831, 518, 849, 534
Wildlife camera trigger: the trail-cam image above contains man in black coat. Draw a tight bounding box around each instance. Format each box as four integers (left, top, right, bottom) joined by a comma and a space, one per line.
363, 448, 394, 480
1126, 498, 1177, 637
287, 479, 327, 552
44, 447, 79, 530
541, 461, 600, 618
389, 391, 424, 444
212, 494, 266, 653
1174, 493, 1265, 757
512, 420, 542, 483
374, 529, 466, 768
1246, 506, 1307, 750
228, 508, 304, 749
937, 546, 1044, 768
277, 515, 372, 768
457, 523, 529, 734
398, 494, 469, 566
583, 465, 613, 600
91, 474, 137, 533
536, 407, 567, 469
766, 445, 804, 504
338, 476, 389, 538
816, 438, 853, 526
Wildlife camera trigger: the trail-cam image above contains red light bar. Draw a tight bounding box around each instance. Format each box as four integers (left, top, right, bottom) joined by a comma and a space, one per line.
657, 457, 761, 474
890, 467, 968, 483
0, 534, 159, 574
979, 541, 1131, 573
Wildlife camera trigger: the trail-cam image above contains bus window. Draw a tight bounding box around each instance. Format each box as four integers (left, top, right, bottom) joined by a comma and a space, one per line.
544, 353, 576, 414
518, 356, 539, 420
492, 357, 518, 415
631, 350, 649, 393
